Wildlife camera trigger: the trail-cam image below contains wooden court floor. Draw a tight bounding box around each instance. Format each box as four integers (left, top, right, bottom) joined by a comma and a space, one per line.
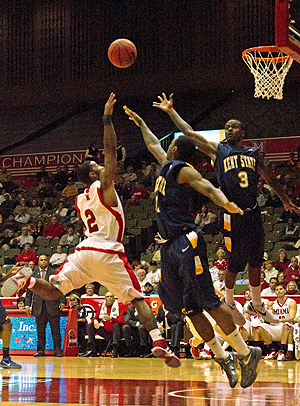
1, 356, 300, 406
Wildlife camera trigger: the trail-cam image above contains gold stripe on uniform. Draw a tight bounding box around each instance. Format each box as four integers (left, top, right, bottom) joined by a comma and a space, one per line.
224, 213, 231, 231
224, 236, 232, 252
194, 255, 204, 275
186, 231, 198, 249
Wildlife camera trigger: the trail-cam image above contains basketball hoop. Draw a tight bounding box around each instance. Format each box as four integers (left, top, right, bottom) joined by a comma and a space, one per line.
242, 46, 293, 100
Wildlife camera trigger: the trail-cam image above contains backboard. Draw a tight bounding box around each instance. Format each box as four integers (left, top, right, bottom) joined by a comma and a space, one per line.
275, 0, 300, 63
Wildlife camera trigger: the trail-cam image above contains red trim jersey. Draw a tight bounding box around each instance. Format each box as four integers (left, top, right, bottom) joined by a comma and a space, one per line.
75, 181, 125, 243
273, 297, 295, 321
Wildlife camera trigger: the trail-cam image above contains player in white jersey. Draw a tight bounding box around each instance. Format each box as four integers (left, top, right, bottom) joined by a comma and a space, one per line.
257, 283, 297, 361
1, 93, 180, 368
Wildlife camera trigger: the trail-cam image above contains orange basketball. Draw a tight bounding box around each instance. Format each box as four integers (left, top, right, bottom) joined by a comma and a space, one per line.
108, 39, 137, 68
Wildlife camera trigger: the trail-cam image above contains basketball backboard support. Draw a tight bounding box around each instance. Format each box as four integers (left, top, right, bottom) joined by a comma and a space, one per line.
275, 0, 300, 63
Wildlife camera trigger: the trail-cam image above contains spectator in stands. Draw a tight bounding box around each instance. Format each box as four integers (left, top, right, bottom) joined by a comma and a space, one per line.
260, 270, 269, 291
283, 257, 300, 289
28, 260, 36, 271
53, 166, 68, 192
15, 226, 34, 247
17, 297, 25, 309
0, 189, 11, 205
69, 163, 79, 182
208, 258, 219, 283
84, 142, 99, 162
81, 283, 98, 298
286, 281, 299, 295
202, 213, 221, 236
263, 260, 278, 282
42, 216, 65, 240
277, 207, 299, 223
49, 245, 67, 268
270, 163, 282, 179
194, 204, 213, 228
156, 304, 184, 359
123, 166, 137, 183
37, 177, 54, 198
15, 207, 31, 225
287, 152, 297, 168
67, 293, 87, 354
143, 282, 154, 296
54, 201, 68, 219
116, 142, 126, 173
35, 164, 49, 182
0, 229, 16, 251
41, 197, 53, 214
59, 225, 79, 248
143, 260, 160, 290
15, 243, 38, 265
81, 291, 126, 358
144, 163, 159, 189
123, 303, 149, 357
214, 248, 228, 270
28, 198, 41, 218
279, 218, 299, 243
61, 178, 78, 198
131, 260, 141, 274
136, 268, 147, 291
277, 271, 285, 285
127, 181, 149, 206
261, 277, 278, 296
213, 269, 225, 297
0, 167, 13, 191
265, 189, 283, 208
32, 220, 44, 240
274, 249, 291, 273
115, 176, 125, 199
257, 181, 268, 209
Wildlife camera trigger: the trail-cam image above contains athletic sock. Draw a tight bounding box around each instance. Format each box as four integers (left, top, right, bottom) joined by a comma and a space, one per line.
206, 336, 227, 359
225, 287, 234, 305
250, 285, 262, 307
149, 329, 163, 342
224, 327, 249, 358
3, 348, 9, 358
288, 344, 294, 352
280, 344, 287, 353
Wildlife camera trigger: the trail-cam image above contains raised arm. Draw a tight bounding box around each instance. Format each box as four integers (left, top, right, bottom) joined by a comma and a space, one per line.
257, 154, 300, 213
153, 93, 218, 161
177, 166, 243, 215
123, 106, 167, 165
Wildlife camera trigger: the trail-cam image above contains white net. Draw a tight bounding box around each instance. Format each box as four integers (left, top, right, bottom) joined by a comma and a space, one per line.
242, 46, 293, 100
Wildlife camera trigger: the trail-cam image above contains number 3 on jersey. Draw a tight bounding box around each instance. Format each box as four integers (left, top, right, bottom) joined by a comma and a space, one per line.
85, 209, 99, 233
238, 171, 248, 188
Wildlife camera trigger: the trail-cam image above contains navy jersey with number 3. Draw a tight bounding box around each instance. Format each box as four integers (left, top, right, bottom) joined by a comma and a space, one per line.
155, 160, 196, 241
214, 144, 260, 211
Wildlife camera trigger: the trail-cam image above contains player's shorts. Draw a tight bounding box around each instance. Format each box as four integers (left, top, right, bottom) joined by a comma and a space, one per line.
50, 236, 143, 304
158, 229, 220, 315
0, 300, 10, 331
258, 322, 293, 342
220, 206, 264, 273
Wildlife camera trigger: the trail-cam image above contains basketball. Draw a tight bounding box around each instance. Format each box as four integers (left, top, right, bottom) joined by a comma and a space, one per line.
108, 39, 137, 68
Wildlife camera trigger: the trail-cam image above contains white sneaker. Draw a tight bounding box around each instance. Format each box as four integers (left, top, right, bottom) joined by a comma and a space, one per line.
1, 267, 32, 297
199, 349, 212, 360
264, 350, 277, 360
245, 301, 279, 324
277, 351, 285, 361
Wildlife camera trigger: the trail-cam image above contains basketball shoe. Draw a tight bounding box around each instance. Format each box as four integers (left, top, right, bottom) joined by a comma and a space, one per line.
1, 267, 32, 297
245, 301, 279, 323
189, 338, 201, 360
152, 339, 181, 368
238, 346, 262, 388
214, 352, 238, 388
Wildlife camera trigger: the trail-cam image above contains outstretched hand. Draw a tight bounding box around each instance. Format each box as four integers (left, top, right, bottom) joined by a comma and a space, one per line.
104, 92, 116, 116
153, 92, 174, 112
123, 106, 144, 127
283, 200, 300, 214
224, 202, 244, 215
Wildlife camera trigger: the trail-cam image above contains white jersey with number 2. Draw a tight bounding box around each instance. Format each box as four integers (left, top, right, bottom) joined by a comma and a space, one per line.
75, 180, 125, 243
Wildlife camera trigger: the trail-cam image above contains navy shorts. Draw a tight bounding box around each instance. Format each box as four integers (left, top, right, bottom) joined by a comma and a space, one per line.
158, 229, 221, 315
0, 300, 10, 331
220, 207, 264, 274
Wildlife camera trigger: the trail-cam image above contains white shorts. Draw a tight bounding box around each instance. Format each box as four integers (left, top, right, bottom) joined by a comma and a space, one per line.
258, 323, 288, 342
49, 236, 143, 304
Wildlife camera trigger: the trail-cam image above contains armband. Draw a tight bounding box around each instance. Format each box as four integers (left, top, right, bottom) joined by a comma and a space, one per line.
103, 114, 112, 126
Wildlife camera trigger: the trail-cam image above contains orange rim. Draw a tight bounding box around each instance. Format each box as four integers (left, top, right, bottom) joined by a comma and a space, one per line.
242, 45, 291, 62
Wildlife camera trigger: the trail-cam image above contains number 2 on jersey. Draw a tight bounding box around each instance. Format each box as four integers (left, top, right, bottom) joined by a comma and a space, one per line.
238, 171, 248, 188
85, 209, 99, 233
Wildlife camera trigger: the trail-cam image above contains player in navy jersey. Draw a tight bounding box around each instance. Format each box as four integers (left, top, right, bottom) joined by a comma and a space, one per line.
124, 105, 261, 389
153, 92, 299, 325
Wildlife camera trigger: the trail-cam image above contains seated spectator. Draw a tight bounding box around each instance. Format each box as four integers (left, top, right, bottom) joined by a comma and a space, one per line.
127, 181, 149, 206
28, 198, 41, 218
156, 304, 184, 358
257, 181, 268, 209
270, 163, 282, 179
121, 180, 132, 203
131, 260, 141, 274
274, 249, 291, 273
213, 269, 225, 297
28, 260, 36, 271
265, 189, 283, 208
143, 260, 160, 290
84, 142, 99, 162
81, 283, 99, 298
37, 176, 55, 198
35, 164, 49, 183
144, 163, 159, 189
15, 207, 31, 225
61, 178, 78, 198
115, 176, 125, 199
42, 216, 65, 240
0, 194, 14, 220
0, 189, 11, 205
258, 283, 297, 360
277, 209, 299, 223
1, 229, 17, 251
31, 220, 44, 240
279, 218, 299, 243
123, 303, 150, 357
49, 245, 67, 268
68, 293, 87, 354
277, 271, 285, 285
214, 248, 228, 270
41, 196, 53, 214
53, 166, 68, 192
15, 243, 38, 265
0, 167, 13, 191
59, 225, 79, 247
287, 152, 297, 168
208, 258, 219, 283
15, 226, 34, 247
123, 166, 137, 183
69, 163, 79, 182
263, 260, 278, 283
143, 282, 154, 296
261, 277, 278, 296
136, 268, 147, 291
17, 297, 26, 309
286, 281, 299, 295
194, 204, 213, 228
13, 197, 29, 217
81, 291, 126, 357
54, 201, 68, 219
260, 270, 269, 291
202, 214, 220, 236
283, 257, 300, 289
